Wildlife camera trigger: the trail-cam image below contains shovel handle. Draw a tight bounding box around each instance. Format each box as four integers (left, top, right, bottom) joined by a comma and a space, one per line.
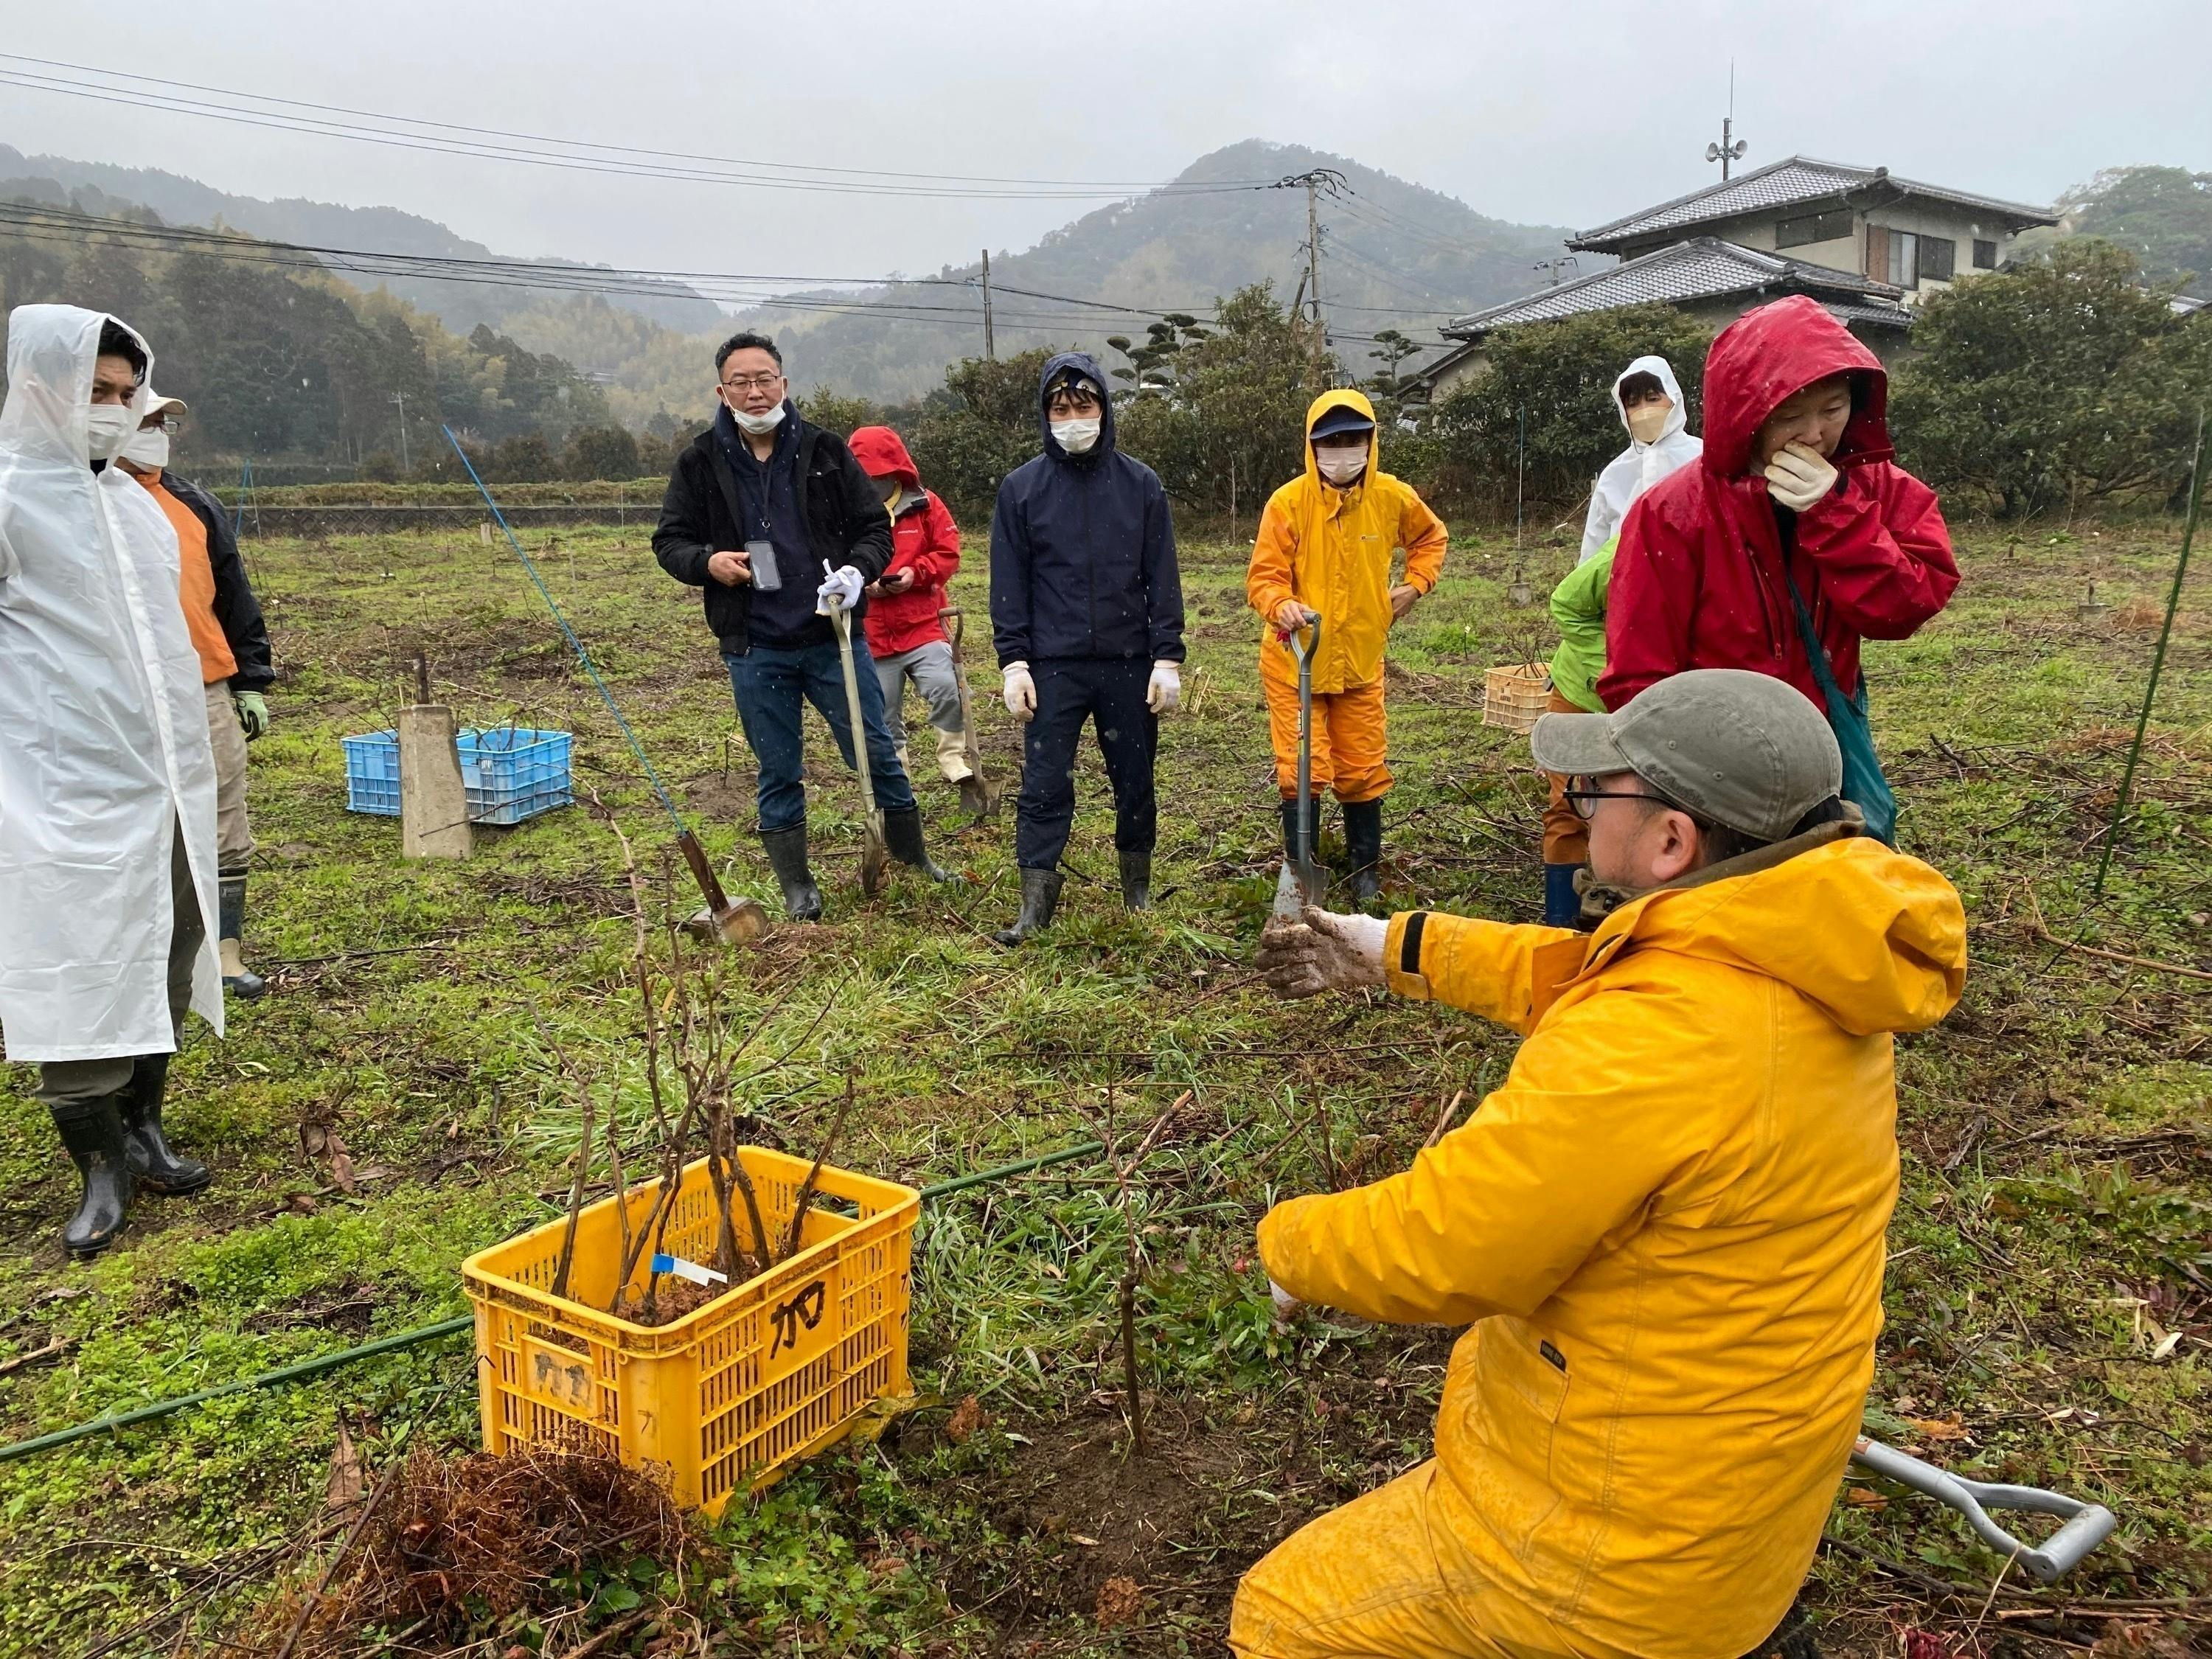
826, 602, 880, 818
1851, 1436, 2117, 1583
676, 829, 731, 914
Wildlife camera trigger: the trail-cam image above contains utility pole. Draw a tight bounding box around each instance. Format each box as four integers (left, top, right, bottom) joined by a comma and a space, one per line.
1270, 168, 1350, 378
979, 249, 996, 361
1705, 60, 1747, 180
389, 391, 409, 471
1534, 255, 1579, 288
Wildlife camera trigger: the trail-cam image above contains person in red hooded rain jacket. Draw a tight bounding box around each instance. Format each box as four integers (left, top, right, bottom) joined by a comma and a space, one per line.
847, 425, 987, 816
1599, 296, 1958, 835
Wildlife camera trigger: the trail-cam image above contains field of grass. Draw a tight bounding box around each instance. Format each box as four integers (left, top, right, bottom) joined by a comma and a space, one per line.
0, 514, 2205, 1656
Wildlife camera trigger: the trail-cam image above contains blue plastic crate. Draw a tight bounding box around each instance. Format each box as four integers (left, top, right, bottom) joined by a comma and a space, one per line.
343, 727, 573, 826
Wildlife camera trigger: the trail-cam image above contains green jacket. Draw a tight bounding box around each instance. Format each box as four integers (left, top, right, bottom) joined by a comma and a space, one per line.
1547, 536, 1618, 713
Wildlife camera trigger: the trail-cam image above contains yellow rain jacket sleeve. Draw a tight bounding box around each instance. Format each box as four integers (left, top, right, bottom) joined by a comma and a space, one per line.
1248, 389, 1447, 696
1255, 835, 1968, 1659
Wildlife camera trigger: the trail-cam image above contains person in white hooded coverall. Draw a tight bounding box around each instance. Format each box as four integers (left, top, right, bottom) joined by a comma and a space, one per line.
1576, 354, 1701, 563
0, 306, 223, 1256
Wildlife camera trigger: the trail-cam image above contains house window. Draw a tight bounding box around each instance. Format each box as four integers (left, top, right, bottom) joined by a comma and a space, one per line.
1919, 237, 1957, 282
1865, 226, 1920, 288
1775, 207, 1853, 248
1973, 237, 1998, 269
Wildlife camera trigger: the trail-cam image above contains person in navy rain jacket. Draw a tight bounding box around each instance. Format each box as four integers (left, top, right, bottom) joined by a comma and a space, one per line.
988, 353, 1186, 945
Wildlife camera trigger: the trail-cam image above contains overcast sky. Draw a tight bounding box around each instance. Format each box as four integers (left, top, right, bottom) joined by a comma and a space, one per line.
4, 0, 2208, 285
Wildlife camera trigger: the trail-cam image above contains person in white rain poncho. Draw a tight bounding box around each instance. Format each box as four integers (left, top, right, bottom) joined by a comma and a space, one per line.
1576, 354, 1702, 563
0, 306, 223, 1256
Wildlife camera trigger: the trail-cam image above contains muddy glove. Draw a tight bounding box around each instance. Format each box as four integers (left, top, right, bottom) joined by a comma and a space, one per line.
232, 689, 269, 742
1764, 442, 1838, 512
1147, 660, 1180, 714
1270, 1279, 1304, 1321
1001, 661, 1037, 723
815, 560, 865, 616
1256, 905, 1387, 1000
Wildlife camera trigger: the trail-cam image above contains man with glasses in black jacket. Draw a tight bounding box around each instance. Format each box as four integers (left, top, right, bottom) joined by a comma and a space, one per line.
654, 332, 956, 918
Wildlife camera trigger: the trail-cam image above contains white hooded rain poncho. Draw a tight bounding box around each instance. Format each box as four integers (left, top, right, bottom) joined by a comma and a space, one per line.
1577, 353, 1702, 563
0, 305, 223, 1062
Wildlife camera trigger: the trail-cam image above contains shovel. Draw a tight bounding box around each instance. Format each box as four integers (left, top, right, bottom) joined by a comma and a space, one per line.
1273, 611, 1326, 919
825, 596, 890, 897
1851, 1436, 2116, 1582
940, 606, 999, 821
677, 830, 769, 946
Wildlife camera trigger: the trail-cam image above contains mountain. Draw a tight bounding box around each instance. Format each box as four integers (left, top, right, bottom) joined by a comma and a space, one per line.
2059, 165, 2212, 299
0, 143, 725, 335
726, 141, 1585, 400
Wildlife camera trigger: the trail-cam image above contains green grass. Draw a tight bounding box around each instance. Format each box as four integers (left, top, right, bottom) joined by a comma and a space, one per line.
0, 515, 2206, 1654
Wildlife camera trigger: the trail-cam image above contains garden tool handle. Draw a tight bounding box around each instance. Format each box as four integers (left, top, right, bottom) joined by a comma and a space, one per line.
676, 829, 731, 914
1276, 611, 1321, 665
1851, 1436, 2117, 1583
825, 601, 880, 818
939, 606, 964, 652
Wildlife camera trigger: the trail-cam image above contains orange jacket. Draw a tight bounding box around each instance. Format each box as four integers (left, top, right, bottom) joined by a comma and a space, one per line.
1247, 389, 1446, 695
1259, 832, 1966, 1657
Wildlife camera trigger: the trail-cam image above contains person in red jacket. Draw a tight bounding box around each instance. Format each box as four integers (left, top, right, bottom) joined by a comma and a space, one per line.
1599, 297, 1958, 802
848, 425, 987, 816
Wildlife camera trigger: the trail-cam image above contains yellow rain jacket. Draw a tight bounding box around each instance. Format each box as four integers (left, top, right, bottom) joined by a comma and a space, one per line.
1253, 832, 1966, 1659
1247, 389, 1447, 695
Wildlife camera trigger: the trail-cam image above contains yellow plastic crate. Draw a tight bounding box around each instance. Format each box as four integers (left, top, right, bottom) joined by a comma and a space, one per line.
1482, 662, 1552, 734
462, 1149, 918, 1514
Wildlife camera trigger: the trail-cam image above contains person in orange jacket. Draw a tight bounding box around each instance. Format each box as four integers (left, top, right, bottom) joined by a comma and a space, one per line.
1247, 390, 1445, 905
847, 425, 987, 818
1242, 669, 1967, 1659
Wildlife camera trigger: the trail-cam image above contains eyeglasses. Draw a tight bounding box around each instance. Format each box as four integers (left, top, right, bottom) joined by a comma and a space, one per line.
720, 372, 783, 393
1561, 776, 1683, 821
145, 415, 182, 435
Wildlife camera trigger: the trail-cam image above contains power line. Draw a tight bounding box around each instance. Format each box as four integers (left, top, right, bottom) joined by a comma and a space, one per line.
0, 57, 1276, 202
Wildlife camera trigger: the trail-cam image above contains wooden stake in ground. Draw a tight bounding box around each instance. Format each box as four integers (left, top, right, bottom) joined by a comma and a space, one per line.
397, 681, 472, 860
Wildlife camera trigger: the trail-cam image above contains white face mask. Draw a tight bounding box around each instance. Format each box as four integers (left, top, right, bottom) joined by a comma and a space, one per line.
1315, 447, 1367, 485
85, 405, 136, 462
731, 401, 787, 437
1051, 417, 1101, 455
120, 424, 170, 471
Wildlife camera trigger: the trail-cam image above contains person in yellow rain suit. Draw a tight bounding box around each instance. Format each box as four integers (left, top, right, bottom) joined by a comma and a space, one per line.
1241, 669, 1968, 1659
1248, 389, 1446, 906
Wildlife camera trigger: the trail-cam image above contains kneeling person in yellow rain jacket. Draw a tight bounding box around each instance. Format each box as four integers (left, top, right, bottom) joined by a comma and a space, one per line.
1240, 669, 1966, 1659
1248, 390, 1446, 905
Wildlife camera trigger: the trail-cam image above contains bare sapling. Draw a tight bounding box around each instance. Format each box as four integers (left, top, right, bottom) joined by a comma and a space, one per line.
1073, 1081, 1180, 1460
780, 1072, 857, 1262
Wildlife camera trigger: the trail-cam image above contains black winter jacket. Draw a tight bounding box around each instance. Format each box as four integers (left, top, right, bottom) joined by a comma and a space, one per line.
988, 352, 1185, 669
162, 472, 274, 691
653, 412, 893, 653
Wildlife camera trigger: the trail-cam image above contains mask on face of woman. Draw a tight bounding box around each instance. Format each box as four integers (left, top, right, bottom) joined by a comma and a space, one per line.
1624, 397, 1672, 445
1315, 446, 1367, 486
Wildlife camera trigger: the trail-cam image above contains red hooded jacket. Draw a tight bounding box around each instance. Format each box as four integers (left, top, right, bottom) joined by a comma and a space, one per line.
1598, 296, 1958, 712
847, 425, 961, 657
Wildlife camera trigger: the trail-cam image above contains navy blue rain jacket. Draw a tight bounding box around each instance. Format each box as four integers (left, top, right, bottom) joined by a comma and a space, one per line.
988, 352, 1186, 668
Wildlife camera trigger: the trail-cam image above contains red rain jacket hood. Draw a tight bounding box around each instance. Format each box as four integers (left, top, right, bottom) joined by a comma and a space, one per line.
1599, 297, 1958, 713
849, 425, 961, 656
1700, 295, 1893, 479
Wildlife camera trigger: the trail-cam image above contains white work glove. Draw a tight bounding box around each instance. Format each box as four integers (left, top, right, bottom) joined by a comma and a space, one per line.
1147, 660, 1180, 714
815, 560, 865, 616
1764, 442, 1839, 512
1001, 661, 1037, 723
1270, 1279, 1304, 1321
1256, 905, 1388, 1001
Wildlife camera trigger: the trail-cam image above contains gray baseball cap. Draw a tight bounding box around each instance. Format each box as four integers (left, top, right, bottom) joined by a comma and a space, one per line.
1529, 669, 1843, 843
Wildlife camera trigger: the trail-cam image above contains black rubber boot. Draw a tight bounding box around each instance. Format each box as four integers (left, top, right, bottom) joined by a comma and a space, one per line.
122, 1055, 212, 1195
760, 824, 824, 922
1119, 849, 1152, 911
218, 874, 267, 1000
1277, 798, 1323, 866
991, 867, 1064, 947
49, 1096, 135, 1257
1343, 799, 1382, 909
883, 805, 962, 885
